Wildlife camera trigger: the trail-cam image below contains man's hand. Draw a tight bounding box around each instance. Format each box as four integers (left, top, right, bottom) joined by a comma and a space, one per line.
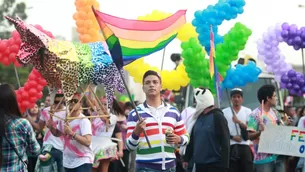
133, 119, 146, 136
64, 122, 73, 136
166, 133, 182, 144
259, 124, 264, 131
232, 135, 242, 142
232, 115, 241, 124
46, 115, 55, 129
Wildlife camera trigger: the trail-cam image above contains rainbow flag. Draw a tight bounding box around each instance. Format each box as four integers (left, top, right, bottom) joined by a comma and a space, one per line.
92, 7, 186, 65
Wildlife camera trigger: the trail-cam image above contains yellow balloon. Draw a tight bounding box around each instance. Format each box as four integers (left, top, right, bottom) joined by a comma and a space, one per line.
124, 10, 193, 90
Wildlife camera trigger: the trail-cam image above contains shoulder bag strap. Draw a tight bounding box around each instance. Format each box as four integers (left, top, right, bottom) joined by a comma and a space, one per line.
3, 134, 28, 168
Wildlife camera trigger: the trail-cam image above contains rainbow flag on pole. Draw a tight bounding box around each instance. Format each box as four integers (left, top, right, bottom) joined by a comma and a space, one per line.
92, 7, 186, 65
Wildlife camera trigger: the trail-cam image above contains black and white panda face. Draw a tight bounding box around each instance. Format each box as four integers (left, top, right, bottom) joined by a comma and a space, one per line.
193, 88, 214, 111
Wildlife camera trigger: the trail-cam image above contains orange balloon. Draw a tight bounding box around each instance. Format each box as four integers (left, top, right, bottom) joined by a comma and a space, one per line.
78, 0, 88, 7
88, 28, 97, 35
76, 6, 85, 12
82, 34, 91, 43
74, 0, 81, 6
78, 11, 87, 20
73, 13, 79, 20
83, 6, 91, 13
87, 0, 94, 5
76, 28, 85, 34
76, 20, 85, 27
84, 20, 93, 27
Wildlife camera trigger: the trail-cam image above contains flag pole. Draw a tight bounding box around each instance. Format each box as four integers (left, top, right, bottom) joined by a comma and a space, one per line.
210, 25, 221, 108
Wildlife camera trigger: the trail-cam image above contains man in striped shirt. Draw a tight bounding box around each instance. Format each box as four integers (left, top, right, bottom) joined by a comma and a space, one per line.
126, 70, 189, 172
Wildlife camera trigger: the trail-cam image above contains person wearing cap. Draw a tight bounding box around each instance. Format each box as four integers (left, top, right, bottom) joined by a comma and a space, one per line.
48, 93, 94, 171
222, 88, 253, 172
26, 90, 66, 172
125, 70, 189, 172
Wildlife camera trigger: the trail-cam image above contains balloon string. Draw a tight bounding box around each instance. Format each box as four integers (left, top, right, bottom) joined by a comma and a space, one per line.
14, 65, 21, 88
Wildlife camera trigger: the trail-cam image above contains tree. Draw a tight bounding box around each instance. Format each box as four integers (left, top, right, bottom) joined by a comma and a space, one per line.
0, 0, 27, 39
0, 64, 31, 88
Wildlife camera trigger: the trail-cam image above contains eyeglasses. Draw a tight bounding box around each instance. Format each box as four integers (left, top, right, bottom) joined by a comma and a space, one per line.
69, 99, 79, 104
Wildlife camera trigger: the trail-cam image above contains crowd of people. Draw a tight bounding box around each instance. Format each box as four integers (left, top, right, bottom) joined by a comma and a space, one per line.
0, 69, 305, 172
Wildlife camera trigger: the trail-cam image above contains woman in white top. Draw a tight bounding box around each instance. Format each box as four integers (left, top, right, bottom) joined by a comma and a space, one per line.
48, 93, 94, 172
90, 97, 118, 172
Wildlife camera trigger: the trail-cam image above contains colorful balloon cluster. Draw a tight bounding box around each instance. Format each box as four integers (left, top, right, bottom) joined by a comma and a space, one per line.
222, 61, 262, 88
257, 23, 293, 82
73, 0, 102, 43
16, 69, 47, 113
216, 22, 252, 78
192, 0, 246, 52
280, 70, 305, 96
281, 23, 305, 50
124, 58, 189, 91
0, 25, 53, 112
181, 37, 216, 93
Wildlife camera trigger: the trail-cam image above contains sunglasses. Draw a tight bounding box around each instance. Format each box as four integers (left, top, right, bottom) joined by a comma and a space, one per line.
69, 99, 79, 104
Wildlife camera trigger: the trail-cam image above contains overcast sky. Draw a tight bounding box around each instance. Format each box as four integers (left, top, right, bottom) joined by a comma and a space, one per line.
22, 0, 305, 69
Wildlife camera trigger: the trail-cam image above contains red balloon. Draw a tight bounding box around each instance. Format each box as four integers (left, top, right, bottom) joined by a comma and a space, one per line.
24, 83, 32, 91
28, 73, 36, 80
38, 79, 47, 86
29, 96, 37, 103
14, 60, 22, 67
9, 53, 16, 62
28, 88, 37, 97
11, 30, 20, 39
3, 49, 10, 56
9, 45, 19, 54
0, 40, 8, 52
8, 38, 15, 46
14, 37, 21, 46
36, 92, 43, 99
36, 84, 44, 91
2, 58, 10, 66
34, 25, 43, 31
16, 94, 22, 102
21, 91, 30, 99
21, 101, 30, 109
28, 80, 38, 88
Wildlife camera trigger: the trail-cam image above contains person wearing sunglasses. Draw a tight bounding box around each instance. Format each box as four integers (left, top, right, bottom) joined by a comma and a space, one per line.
26, 90, 66, 172
48, 93, 94, 172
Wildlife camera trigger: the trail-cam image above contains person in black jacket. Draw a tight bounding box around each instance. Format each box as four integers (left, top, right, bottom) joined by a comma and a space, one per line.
184, 88, 230, 172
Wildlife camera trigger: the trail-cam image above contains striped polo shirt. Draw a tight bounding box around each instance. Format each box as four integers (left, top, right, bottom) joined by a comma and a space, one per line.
126, 102, 189, 171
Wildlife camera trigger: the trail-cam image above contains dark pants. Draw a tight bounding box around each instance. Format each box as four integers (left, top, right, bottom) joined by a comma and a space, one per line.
51, 148, 64, 172
109, 150, 130, 172
229, 144, 253, 172
65, 163, 92, 172
195, 164, 227, 172
28, 156, 37, 172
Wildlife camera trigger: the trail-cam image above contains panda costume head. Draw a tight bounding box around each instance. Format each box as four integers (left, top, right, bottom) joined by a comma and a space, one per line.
193, 88, 215, 119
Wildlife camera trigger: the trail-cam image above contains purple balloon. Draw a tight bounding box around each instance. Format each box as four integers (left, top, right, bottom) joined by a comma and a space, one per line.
282, 22, 290, 30
288, 69, 297, 77
301, 32, 305, 39
301, 27, 305, 32
293, 84, 300, 91
294, 44, 301, 50
281, 75, 289, 83
287, 38, 294, 46
291, 76, 297, 83
289, 89, 297, 95
296, 72, 303, 79
298, 90, 303, 97
280, 82, 286, 88
289, 29, 297, 37
302, 87, 305, 93
281, 30, 289, 38
294, 36, 302, 44
290, 24, 298, 31
298, 79, 305, 86
297, 30, 302, 36
287, 83, 293, 89
302, 42, 305, 48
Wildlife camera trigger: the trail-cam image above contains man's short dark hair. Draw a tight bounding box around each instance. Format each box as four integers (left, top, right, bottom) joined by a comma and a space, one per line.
257, 84, 276, 104
142, 70, 161, 84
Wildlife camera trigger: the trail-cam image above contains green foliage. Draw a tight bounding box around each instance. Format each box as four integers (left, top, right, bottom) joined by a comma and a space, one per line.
0, 0, 27, 39
0, 64, 31, 88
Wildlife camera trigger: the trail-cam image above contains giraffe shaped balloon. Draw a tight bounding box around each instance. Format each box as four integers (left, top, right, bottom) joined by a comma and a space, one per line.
5, 16, 125, 104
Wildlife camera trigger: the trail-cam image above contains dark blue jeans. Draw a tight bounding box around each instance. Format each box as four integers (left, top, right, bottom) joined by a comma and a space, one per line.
65, 163, 93, 172
136, 166, 176, 172
51, 148, 64, 172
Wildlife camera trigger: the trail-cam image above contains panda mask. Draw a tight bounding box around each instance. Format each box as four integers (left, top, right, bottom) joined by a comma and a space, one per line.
193, 88, 215, 119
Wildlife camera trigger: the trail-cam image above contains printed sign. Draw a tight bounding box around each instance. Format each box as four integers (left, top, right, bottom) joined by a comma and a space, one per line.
258, 125, 305, 157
